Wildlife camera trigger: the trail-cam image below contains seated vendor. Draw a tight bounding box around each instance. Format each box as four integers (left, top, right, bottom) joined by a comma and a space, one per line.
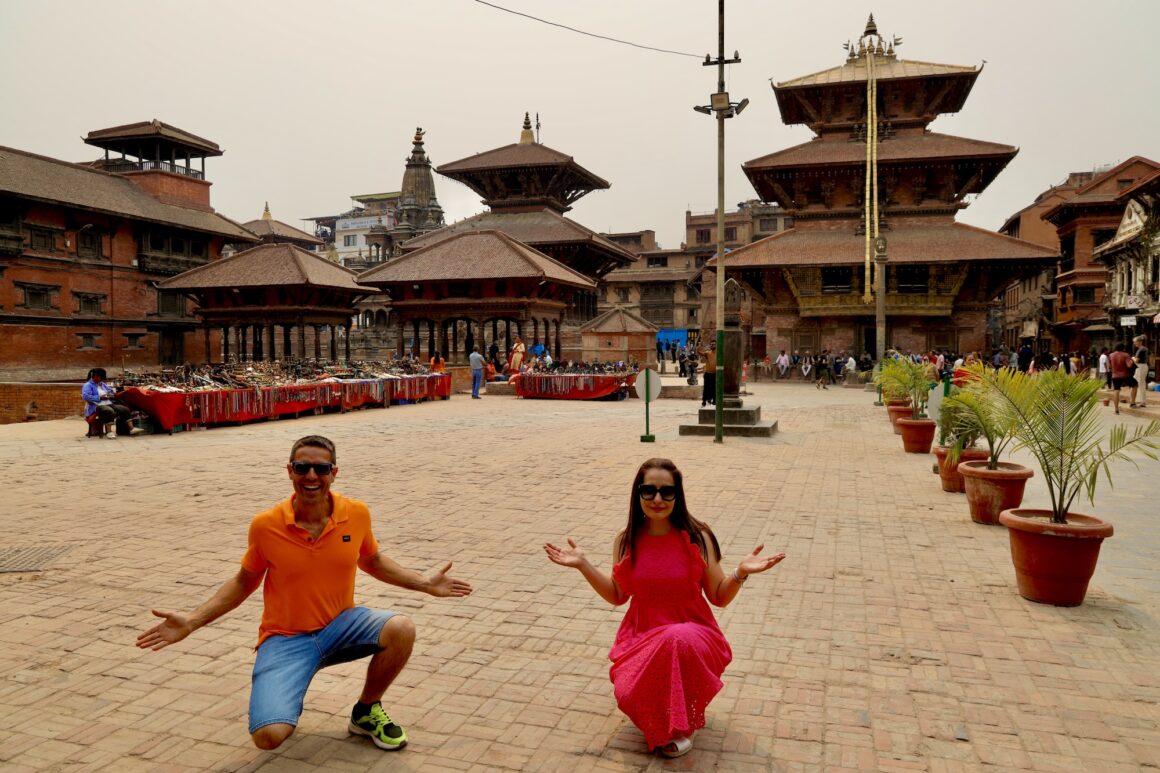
82, 368, 142, 437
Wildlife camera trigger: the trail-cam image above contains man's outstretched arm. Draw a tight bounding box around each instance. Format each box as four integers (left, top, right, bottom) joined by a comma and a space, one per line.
358, 552, 473, 598
136, 566, 264, 651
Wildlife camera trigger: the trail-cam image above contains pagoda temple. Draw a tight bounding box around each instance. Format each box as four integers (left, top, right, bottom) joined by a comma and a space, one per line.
405, 114, 635, 332
719, 16, 1057, 358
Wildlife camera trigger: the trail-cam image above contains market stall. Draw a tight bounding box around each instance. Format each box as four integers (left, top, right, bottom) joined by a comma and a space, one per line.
512, 372, 637, 401
117, 374, 450, 432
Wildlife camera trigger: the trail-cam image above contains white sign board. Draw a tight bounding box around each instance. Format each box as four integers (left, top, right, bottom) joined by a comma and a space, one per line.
1122, 316, 1137, 327
635, 368, 663, 402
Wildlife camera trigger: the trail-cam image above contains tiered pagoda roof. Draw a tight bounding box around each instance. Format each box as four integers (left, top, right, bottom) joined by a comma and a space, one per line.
242, 203, 323, 247
436, 113, 610, 214
413, 115, 634, 280
723, 14, 1056, 280
360, 230, 594, 289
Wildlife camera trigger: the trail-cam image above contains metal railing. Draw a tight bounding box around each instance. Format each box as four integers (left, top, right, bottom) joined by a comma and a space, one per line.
104, 159, 204, 180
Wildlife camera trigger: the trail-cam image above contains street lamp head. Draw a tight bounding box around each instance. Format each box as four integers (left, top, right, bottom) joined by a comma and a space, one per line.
734, 98, 749, 116
693, 105, 713, 115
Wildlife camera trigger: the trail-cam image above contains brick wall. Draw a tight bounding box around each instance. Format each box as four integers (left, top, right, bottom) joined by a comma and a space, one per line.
0, 382, 84, 424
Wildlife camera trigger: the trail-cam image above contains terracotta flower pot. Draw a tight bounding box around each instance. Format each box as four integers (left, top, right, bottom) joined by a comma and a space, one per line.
958, 461, 1032, 525
897, 417, 936, 453
932, 446, 991, 492
998, 508, 1114, 606
885, 398, 911, 407
886, 404, 913, 434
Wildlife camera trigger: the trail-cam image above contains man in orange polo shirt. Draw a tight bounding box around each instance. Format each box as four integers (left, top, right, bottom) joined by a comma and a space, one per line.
136, 435, 472, 752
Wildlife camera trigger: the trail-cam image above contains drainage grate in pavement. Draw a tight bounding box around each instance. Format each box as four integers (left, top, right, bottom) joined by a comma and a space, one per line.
0, 544, 73, 573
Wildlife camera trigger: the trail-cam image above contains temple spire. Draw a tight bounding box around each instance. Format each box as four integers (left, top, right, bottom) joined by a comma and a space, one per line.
519, 112, 535, 145
261, 202, 272, 221
863, 13, 878, 38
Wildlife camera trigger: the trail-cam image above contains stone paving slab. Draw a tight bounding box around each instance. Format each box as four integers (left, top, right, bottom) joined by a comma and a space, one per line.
1, 383, 1158, 771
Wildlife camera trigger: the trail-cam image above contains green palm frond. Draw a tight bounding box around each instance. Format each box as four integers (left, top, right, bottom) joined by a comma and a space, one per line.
980, 367, 1160, 523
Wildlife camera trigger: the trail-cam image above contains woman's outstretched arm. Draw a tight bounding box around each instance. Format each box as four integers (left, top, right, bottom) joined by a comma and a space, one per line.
543, 535, 628, 606
702, 532, 786, 608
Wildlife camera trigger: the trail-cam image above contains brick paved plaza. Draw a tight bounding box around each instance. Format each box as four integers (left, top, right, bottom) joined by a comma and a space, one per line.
1, 382, 1159, 772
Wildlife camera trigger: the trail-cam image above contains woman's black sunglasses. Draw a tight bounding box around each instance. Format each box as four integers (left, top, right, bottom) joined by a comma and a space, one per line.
291, 462, 334, 476
638, 484, 677, 501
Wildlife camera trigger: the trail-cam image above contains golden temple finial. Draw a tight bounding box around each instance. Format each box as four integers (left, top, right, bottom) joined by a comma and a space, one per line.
261, 201, 272, 221
413, 127, 425, 146
864, 13, 878, 38
519, 112, 535, 144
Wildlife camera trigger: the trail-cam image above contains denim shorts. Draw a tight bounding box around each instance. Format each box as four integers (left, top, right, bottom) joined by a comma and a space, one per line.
249, 606, 398, 733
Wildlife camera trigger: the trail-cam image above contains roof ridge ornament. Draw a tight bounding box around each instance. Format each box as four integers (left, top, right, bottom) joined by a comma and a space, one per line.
519, 112, 535, 144
863, 14, 878, 39
261, 201, 272, 221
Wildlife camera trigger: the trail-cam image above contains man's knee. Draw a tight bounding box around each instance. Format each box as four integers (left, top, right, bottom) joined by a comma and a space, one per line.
252, 723, 295, 750
380, 614, 416, 649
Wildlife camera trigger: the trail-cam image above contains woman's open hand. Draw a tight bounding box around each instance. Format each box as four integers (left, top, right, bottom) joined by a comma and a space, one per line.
543, 537, 586, 569
738, 544, 786, 579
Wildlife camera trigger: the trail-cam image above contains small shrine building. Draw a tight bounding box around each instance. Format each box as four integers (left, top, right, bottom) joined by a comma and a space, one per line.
159, 243, 368, 362
357, 229, 595, 362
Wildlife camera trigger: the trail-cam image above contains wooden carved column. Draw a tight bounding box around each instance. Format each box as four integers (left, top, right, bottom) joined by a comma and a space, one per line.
344, 323, 352, 362
329, 326, 338, 361
283, 326, 292, 359
297, 322, 307, 361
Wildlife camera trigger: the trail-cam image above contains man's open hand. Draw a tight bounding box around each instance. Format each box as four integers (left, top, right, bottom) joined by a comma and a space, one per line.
425, 562, 473, 597
136, 610, 193, 651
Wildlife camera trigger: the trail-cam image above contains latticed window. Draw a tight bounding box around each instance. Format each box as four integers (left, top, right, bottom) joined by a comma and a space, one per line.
158, 291, 186, 317
896, 265, 929, 294
75, 293, 106, 315
640, 284, 674, 302
821, 267, 852, 294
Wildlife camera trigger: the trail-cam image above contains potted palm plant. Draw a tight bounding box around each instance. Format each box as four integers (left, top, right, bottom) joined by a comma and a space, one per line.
877, 354, 936, 452
989, 368, 1160, 606
876, 358, 912, 431
932, 388, 988, 493
943, 364, 1033, 523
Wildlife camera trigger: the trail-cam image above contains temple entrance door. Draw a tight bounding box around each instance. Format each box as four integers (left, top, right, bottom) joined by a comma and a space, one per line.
159, 330, 184, 365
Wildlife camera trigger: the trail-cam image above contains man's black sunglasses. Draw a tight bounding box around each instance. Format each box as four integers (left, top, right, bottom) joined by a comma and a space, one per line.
638, 484, 677, 501
291, 462, 334, 476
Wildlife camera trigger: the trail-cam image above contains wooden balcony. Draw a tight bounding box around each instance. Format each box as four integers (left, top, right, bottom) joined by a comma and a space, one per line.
0, 231, 23, 257
795, 292, 957, 317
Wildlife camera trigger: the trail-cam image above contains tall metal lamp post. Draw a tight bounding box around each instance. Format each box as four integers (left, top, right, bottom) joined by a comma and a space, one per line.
694, 0, 747, 443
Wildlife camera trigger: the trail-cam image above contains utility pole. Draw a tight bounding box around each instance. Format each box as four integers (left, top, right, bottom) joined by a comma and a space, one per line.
695, 0, 746, 442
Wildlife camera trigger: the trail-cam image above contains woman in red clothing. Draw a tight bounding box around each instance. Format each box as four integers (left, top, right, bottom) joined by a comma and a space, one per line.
544, 458, 785, 758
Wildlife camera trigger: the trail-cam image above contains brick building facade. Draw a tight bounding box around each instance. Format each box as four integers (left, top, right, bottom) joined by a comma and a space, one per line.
0, 120, 255, 381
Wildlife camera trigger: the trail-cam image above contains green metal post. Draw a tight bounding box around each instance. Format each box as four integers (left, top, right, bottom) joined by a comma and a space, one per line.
640, 369, 655, 443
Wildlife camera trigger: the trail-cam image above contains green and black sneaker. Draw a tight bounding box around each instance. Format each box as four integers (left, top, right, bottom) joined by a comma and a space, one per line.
349, 702, 407, 750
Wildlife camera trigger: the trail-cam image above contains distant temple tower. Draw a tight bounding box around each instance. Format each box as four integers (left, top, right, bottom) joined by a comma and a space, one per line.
365, 128, 444, 261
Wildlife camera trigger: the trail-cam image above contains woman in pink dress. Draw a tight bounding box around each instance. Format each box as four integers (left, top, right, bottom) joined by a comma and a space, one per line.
544, 458, 785, 758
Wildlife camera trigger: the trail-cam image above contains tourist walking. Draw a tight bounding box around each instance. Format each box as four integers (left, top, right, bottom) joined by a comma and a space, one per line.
1099, 347, 1111, 388
469, 345, 486, 398
700, 346, 716, 406
1133, 335, 1150, 408
814, 351, 830, 389
543, 458, 784, 758
1109, 343, 1137, 415
136, 435, 473, 752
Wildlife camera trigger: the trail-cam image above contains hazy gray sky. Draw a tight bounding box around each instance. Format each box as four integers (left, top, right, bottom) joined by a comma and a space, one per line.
3, 1, 1158, 249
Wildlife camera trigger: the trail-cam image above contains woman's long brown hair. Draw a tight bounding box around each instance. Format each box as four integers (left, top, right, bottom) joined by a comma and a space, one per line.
618, 458, 720, 565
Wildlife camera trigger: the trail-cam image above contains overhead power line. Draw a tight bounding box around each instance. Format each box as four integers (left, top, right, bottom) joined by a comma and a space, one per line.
473, 0, 702, 58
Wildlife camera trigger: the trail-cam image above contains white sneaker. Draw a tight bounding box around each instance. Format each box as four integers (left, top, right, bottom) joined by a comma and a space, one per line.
128, 427, 144, 436
106, 431, 117, 439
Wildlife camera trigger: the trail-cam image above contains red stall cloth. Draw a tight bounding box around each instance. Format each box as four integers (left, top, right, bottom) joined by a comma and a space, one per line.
513, 372, 637, 400
117, 376, 451, 432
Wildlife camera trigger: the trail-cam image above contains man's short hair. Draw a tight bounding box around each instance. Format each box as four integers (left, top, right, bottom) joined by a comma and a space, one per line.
290, 435, 336, 464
